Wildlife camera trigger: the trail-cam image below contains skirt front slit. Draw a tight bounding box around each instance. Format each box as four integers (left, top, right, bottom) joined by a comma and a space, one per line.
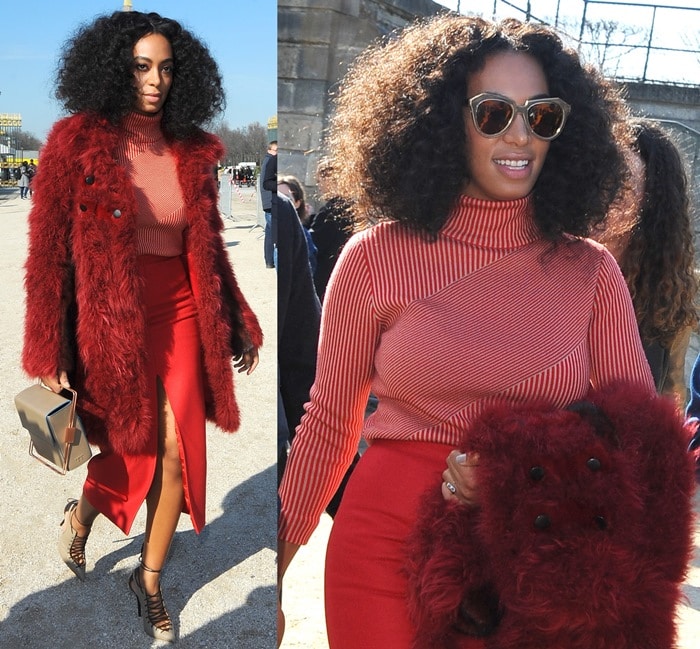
83, 254, 207, 534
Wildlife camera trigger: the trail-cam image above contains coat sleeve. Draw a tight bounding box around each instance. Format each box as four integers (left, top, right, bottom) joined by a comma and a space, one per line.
22, 119, 77, 378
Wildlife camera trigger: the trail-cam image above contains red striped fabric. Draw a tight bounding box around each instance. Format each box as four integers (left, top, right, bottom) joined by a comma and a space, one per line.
279, 194, 655, 545
116, 112, 187, 256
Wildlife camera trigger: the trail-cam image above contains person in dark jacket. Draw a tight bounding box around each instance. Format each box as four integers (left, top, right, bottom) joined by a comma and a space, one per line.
260, 140, 278, 267
276, 192, 320, 482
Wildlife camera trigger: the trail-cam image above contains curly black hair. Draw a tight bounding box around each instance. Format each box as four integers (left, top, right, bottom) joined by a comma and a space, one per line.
619, 120, 697, 346
56, 11, 224, 139
321, 13, 631, 239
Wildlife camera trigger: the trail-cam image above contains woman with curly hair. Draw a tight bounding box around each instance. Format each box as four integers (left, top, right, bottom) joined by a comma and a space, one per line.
593, 119, 697, 404
277, 13, 655, 648
22, 11, 262, 642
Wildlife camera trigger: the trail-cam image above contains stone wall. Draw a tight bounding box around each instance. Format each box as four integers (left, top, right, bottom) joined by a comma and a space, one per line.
624, 82, 700, 132
278, 0, 442, 206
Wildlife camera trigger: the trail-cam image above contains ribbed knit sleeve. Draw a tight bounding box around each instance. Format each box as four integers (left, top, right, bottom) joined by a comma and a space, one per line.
589, 249, 656, 388
279, 234, 378, 543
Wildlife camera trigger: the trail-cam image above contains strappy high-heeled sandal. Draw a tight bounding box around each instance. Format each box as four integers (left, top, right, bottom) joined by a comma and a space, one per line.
128, 559, 176, 643
58, 499, 90, 581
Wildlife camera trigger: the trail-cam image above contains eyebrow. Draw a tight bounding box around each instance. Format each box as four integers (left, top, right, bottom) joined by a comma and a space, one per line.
133, 55, 174, 64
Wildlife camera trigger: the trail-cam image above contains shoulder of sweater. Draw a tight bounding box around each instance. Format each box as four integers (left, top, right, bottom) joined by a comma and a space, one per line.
349, 220, 425, 248
559, 234, 610, 263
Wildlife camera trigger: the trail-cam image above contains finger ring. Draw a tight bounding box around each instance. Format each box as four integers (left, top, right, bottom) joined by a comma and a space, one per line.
445, 481, 457, 494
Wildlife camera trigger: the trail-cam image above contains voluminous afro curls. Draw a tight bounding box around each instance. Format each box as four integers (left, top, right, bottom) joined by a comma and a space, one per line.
56, 11, 224, 139
321, 13, 630, 239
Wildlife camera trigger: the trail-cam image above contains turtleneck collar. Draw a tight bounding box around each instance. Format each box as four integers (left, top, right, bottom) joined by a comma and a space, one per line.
121, 111, 164, 144
441, 194, 540, 249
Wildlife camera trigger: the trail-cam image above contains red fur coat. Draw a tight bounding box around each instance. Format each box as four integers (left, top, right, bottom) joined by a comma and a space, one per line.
406, 383, 696, 649
22, 112, 263, 455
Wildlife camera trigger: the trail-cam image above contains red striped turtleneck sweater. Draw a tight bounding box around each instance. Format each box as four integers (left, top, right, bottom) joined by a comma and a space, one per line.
278, 194, 655, 545
116, 112, 187, 256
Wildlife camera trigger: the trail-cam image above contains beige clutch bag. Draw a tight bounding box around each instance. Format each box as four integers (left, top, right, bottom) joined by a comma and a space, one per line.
15, 384, 92, 475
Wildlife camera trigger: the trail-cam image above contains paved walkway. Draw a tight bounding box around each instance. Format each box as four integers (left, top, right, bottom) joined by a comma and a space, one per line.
0, 185, 277, 648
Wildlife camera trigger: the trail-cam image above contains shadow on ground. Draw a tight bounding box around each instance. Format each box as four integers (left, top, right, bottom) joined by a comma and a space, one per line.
0, 465, 276, 649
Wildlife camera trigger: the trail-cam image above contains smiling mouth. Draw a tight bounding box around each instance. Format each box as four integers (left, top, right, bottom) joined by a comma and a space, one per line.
495, 159, 529, 168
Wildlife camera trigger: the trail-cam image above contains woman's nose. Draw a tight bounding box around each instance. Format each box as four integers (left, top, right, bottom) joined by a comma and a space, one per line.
503, 112, 530, 145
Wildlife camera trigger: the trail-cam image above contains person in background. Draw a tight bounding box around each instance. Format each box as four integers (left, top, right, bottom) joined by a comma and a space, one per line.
592, 118, 697, 405
22, 11, 262, 643
27, 159, 37, 197
261, 140, 278, 268
308, 161, 354, 302
277, 192, 321, 484
278, 14, 654, 648
278, 173, 318, 274
17, 162, 31, 199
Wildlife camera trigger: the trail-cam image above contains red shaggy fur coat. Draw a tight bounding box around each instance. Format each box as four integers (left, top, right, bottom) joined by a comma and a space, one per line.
22, 112, 263, 455
406, 383, 696, 649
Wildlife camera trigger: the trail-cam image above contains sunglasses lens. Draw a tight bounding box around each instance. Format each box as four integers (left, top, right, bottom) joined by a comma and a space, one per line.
474, 99, 513, 136
527, 102, 565, 139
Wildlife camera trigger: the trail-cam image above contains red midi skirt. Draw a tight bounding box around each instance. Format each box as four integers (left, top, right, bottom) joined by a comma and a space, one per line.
325, 439, 486, 649
83, 255, 206, 535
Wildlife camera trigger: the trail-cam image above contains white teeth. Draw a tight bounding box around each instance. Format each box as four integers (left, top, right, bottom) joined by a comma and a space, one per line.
495, 159, 529, 168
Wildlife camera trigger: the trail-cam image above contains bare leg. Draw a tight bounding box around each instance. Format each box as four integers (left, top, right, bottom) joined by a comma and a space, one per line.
72, 496, 99, 536
140, 377, 184, 594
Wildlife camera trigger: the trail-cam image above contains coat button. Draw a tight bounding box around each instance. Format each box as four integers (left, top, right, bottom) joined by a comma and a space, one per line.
79, 204, 87, 212
587, 458, 601, 472
529, 466, 545, 481
593, 515, 607, 530
534, 514, 551, 530
85, 175, 95, 185
112, 209, 122, 218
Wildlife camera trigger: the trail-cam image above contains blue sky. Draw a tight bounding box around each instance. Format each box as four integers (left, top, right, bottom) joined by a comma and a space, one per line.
0, 0, 276, 140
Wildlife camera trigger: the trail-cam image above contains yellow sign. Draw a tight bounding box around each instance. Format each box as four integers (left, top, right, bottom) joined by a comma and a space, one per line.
267, 115, 277, 130
0, 114, 22, 128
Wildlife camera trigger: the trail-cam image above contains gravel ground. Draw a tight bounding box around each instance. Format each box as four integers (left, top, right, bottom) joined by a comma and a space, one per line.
0, 182, 277, 649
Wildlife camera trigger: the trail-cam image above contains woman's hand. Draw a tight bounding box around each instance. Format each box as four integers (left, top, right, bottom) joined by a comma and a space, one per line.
441, 450, 480, 506
40, 370, 70, 393
234, 346, 259, 375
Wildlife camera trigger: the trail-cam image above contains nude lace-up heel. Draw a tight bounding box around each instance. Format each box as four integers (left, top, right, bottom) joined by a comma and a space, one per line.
58, 499, 90, 581
128, 560, 176, 643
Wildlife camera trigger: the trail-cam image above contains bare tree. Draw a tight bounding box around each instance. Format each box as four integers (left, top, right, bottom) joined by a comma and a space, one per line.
578, 19, 649, 78
15, 131, 43, 151
213, 121, 269, 166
